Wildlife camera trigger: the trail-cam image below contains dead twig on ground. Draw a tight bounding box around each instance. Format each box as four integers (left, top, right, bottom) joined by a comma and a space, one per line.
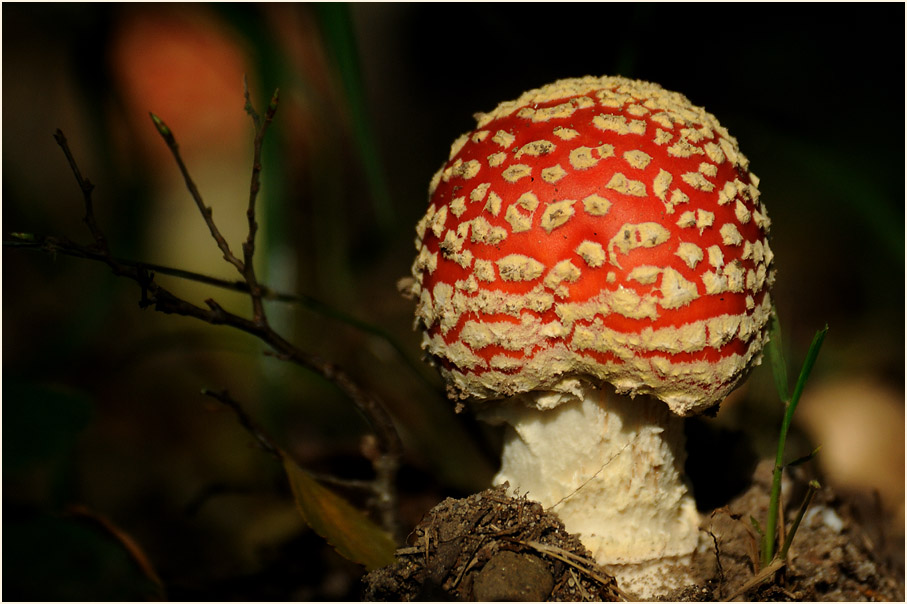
722, 557, 785, 601
519, 540, 628, 601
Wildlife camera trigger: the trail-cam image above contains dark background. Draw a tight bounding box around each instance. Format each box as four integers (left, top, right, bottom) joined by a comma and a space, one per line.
3, 3, 904, 600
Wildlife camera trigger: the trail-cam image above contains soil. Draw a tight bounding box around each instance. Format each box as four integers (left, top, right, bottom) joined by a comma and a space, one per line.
363, 460, 904, 601
363, 483, 623, 602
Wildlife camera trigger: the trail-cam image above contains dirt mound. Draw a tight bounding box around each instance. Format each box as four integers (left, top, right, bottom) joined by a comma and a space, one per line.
364, 462, 904, 601
363, 484, 622, 601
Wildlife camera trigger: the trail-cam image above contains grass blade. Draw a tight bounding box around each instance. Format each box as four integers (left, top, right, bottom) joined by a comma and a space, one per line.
786, 445, 822, 468
787, 326, 828, 412
767, 310, 789, 402
762, 324, 829, 567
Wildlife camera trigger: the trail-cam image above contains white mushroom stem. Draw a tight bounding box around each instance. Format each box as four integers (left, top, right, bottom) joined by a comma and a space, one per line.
480, 379, 704, 599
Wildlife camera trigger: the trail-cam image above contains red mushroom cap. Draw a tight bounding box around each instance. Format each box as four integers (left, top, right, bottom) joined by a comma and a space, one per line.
407, 76, 774, 416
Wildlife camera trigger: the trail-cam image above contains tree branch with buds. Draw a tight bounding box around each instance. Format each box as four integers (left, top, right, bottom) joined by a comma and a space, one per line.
9, 88, 403, 547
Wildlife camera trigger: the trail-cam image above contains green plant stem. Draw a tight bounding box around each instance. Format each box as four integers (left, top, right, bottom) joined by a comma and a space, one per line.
762, 325, 828, 567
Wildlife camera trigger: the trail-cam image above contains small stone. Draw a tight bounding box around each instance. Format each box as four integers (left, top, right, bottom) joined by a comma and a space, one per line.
473, 550, 554, 601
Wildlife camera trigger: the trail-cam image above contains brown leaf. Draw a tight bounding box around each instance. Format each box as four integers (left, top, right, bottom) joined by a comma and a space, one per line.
282, 455, 396, 570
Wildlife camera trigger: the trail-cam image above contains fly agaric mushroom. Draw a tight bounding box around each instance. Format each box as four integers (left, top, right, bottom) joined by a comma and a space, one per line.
402, 76, 774, 597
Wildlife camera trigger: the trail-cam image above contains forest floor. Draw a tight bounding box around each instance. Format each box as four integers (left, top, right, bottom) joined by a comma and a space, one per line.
363, 460, 904, 602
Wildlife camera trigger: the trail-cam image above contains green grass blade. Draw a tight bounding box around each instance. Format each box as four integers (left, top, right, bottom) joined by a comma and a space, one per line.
767, 310, 790, 402
786, 445, 822, 468
787, 326, 828, 413
762, 325, 829, 567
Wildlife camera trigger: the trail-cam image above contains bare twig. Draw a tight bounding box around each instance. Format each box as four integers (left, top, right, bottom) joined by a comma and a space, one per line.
708, 525, 725, 593
778, 479, 820, 561
149, 112, 245, 275
202, 389, 281, 459
6, 233, 435, 394
7, 236, 256, 295
242, 75, 262, 131
53, 129, 107, 252
37, 89, 404, 539
66, 504, 167, 599
723, 557, 785, 601
519, 540, 628, 601
240, 87, 279, 325
570, 568, 592, 601
203, 387, 399, 550
12, 231, 405, 479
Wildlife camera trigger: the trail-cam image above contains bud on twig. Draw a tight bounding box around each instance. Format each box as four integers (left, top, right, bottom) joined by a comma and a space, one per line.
149, 112, 175, 146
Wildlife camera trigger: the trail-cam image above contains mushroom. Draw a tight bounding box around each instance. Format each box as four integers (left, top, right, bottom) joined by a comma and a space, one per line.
403, 76, 774, 598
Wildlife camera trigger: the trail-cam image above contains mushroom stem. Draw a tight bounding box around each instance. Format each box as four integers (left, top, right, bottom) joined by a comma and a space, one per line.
481, 380, 703, 598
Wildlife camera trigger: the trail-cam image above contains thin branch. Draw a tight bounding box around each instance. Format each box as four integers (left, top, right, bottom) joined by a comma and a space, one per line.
197, 390, 381, 494
242, 75, 261, 131
149, 112, 245, 275
723, 557, 785, 601
41, 98, 404, 539
240, 88, 279, 326
5, 235, 437, 390
254, 324, 403, 462
66, 504, 167, 599
203, 388, 398, 542
53, 129, 107, 252
202, 389, 281, 459
520, 540, 628, 601
778, 480, 820, 560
